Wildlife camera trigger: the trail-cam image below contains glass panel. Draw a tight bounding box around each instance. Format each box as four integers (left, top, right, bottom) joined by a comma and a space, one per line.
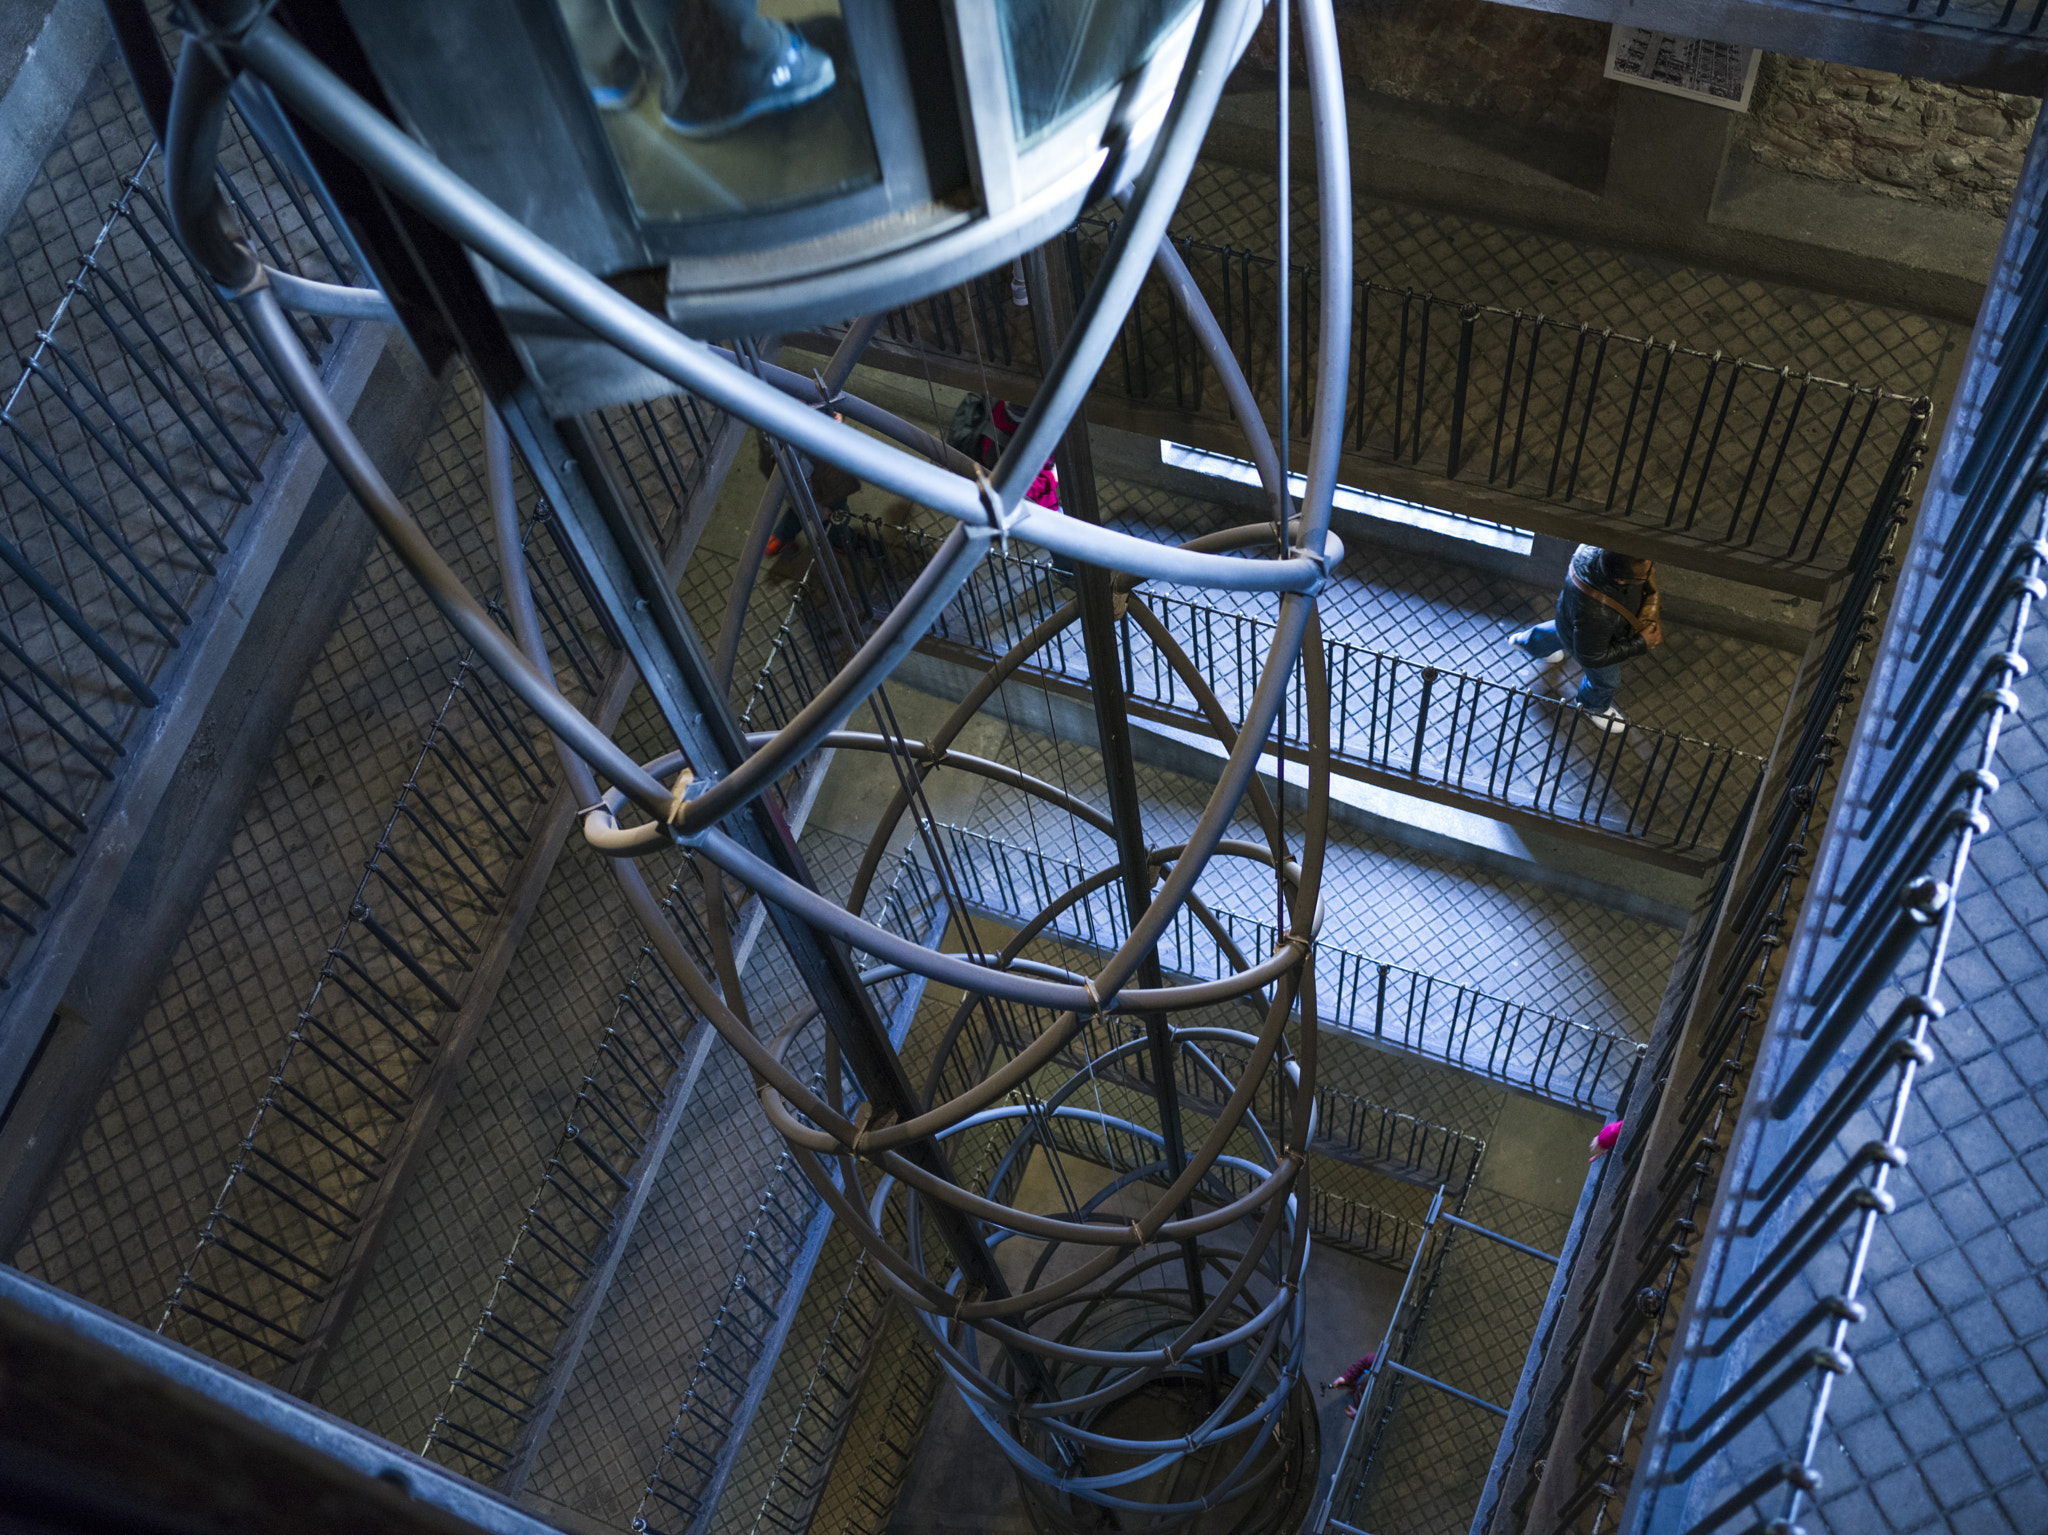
995, 0, 1200, 146
554, 0, 881, 222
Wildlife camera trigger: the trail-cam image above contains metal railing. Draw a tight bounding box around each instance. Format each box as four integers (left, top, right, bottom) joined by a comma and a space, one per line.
154, 514, 595, 1383
1136, 589, 1760, 857
934, 823, 1641, 1111
1312, 1079, 1484, 1186
1619, 132, 2048, 1535
588, 391, 726, 551
1496, 415, 1916, 1531
1089, 1031, 1486, 1195
1310, 1187, 1429, 1267
824, 526, 1763, 857
999, 1077, 1439, 1269
420, 852, 741, 1478
741, 1248, 903, 1535
913, 954, 1487, 1195
643, 842, 947, 1535
632, 1151, 824, 1533
1311, 1189, 1459, 1531
429, 838, 937, 1493
1316, 1201, 1562, 1534
833, 220, 1926, 571
819, 1305, 942, 1534
622, 848, 938, 1532
0, 94, 358, 987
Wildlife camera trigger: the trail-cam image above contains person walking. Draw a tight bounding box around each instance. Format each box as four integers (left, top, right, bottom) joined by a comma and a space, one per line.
758, 416, 861, 560
1508, 546, 1662, 733
1330, 1351, 1377, 1419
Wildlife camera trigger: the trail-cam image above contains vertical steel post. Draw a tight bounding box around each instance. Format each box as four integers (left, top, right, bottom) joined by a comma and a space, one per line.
501, 395, 1022, 1326
1447, 303, 1476, 477
1023, 246, 1212, 1333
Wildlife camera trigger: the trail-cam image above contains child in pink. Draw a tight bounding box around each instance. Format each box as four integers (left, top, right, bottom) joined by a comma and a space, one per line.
979, 400, 1060, 510
1330, 1352, 1376, 1418
1589, 1120, 1624, 1163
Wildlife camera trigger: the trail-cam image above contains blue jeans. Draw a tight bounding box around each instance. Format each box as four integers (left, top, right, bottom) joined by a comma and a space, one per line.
1517, 621, 1620, 712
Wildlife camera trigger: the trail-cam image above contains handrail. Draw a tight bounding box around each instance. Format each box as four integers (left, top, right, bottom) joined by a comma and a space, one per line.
813, 523, 1766, 856
934, 822, 1641, 1112
826, 221, 1927, 570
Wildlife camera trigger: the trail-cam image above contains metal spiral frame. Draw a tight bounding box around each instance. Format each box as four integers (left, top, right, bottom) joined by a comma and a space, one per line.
154, 0, 1354, 1522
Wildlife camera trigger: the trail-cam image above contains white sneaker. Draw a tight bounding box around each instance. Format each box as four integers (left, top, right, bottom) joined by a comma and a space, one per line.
1579, 705, 1628, 735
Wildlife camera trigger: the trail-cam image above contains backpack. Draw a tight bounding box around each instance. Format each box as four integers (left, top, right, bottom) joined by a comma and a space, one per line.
946, 394, 1025, 469
946, 393, 994, 466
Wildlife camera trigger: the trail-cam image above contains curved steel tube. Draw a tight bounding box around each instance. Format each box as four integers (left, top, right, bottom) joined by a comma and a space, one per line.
161, 0, 1358, 1515
230, 13, 1327, 596
167, 37, 256, 290
266, 266, 397, 322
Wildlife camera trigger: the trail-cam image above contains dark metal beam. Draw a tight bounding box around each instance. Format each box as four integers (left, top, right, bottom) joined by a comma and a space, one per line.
286, 404, 752, 1396
0, 1263, 566, 1535
1023, 244, 1211, 1328
501, 393, 1018, 1317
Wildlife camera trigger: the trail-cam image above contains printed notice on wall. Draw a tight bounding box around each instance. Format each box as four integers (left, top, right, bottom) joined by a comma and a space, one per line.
1604, 26, 1759, 112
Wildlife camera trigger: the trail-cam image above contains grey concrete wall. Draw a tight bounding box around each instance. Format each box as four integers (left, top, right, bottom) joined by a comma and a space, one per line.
0, 0, 110, 234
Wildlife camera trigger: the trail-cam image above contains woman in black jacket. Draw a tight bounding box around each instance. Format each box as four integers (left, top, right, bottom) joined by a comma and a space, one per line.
1508, 546, 1662, 733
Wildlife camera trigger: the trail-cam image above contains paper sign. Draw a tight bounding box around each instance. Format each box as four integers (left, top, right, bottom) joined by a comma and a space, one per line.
1604, 26, 1759, 112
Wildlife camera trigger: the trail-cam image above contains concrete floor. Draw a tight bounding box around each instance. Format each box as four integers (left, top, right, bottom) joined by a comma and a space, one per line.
798, 677, 1678, 1045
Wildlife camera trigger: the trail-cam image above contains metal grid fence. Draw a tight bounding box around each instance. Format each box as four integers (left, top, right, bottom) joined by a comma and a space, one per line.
825, 218, 1925, 572
827, 523, 1763, 857
0, 55, 358, 987
936, 821, 1642, 1110
1320, 1191, 1567, 1534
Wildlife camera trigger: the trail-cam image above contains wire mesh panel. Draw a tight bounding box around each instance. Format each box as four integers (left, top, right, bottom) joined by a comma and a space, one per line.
799, 1287, 942, 1534
154, 651, 555, 1374
722, 1237, 896, 1535
811, 220, 1928, 573
1324, 1191, 1566, 1534
932, 821, 1640, 1111
12, 366, 515, 1311
0, 51, 360, 985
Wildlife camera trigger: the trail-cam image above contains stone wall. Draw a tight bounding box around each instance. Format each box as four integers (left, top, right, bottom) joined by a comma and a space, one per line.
1237, 0, 1618, 142
1738, 55, 2037, 219
1232, 5, 2037, 221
